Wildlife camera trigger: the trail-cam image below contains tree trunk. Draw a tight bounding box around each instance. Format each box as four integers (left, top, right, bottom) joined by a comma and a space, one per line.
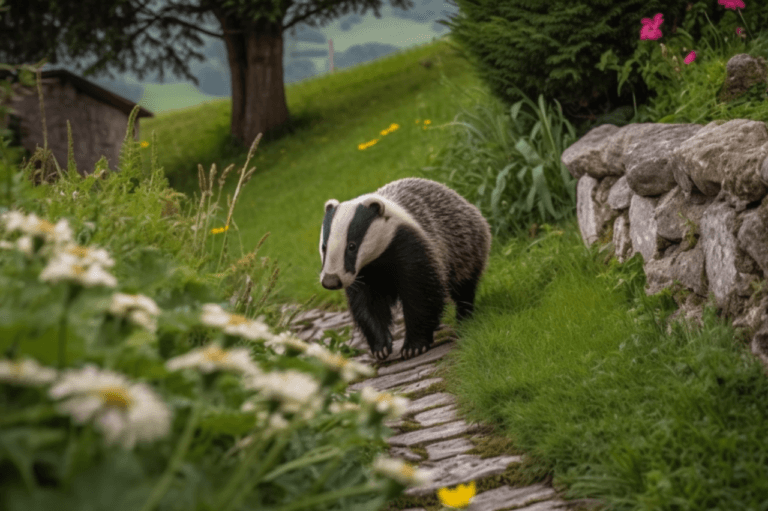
217, 15, 289, 146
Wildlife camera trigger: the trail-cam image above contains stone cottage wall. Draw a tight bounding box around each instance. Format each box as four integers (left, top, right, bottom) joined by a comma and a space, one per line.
561, 118, 768, 366
11, 77, 138, 174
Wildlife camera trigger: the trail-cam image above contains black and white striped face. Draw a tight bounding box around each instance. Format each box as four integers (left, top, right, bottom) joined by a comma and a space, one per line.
319, 194, 400, 290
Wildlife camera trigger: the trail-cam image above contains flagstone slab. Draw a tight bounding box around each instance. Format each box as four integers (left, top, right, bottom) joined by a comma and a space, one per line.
348, 363, 437, 392
513, 499, 570, 511
468, 484, 557, 511
377, 342, 454, 376
405, 454, 523, 496
406, 392, 456, 415
313, 312, 354, 331
389, 446, 423, 462
414, 405, 458, 427
394, 377, 443, 396
388, 420, 480, 447
425, 437, 475, 461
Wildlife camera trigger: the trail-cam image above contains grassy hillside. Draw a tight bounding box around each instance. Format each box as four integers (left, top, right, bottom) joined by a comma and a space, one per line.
141, 36, 483, 309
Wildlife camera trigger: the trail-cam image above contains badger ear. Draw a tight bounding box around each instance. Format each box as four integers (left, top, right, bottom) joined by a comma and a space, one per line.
324, 199, 339, 212
361, 197, 385, 216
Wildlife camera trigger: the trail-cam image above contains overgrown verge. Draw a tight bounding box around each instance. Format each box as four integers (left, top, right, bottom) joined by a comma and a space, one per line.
0, 72, 429, 510
444, 222, 768, 509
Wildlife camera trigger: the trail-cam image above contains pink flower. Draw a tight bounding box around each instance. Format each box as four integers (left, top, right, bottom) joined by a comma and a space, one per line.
640, 13, 664, 40
719, 0, 745, 9
684, 51, 697, 64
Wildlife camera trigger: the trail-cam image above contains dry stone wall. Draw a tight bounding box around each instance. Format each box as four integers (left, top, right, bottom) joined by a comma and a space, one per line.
561, 118, 768, 365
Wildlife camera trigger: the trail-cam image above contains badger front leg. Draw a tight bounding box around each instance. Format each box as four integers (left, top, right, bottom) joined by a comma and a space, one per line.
398, 272, 445, 360
346, 283, 394, 360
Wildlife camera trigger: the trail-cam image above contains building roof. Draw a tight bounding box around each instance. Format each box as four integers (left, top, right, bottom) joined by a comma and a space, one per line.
3, 69, 153, 119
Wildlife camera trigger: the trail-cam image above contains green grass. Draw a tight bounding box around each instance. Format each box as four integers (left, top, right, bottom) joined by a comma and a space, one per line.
444, 221, 768, 510
140, 36, 482, 309
139, 82, 224, 114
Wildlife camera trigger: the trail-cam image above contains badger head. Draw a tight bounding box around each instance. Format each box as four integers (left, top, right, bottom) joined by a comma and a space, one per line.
319, 193, 397, 290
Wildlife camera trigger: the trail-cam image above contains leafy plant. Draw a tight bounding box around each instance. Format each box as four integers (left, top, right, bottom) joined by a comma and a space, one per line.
422, 81, 577, 239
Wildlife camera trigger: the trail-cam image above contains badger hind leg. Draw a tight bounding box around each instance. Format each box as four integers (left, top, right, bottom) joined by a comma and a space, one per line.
452, 268, 482, 322
346, 283, 394, 360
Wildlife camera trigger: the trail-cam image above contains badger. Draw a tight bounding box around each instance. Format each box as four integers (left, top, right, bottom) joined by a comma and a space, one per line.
319, 177, 492, 361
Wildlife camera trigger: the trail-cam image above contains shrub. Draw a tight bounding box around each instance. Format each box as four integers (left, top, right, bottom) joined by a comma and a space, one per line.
441, 0, 768, 126
422, 80, 577, 240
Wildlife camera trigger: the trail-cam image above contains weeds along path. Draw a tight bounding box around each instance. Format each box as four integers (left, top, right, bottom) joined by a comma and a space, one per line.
280, 302, 598, 511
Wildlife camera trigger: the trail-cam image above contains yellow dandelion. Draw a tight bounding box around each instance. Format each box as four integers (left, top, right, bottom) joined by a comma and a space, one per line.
423, 119, 431, 125
438, 481, 476, 509
211, 225, 229, 235
140, 141, 150, 148
357, 139, 380, 151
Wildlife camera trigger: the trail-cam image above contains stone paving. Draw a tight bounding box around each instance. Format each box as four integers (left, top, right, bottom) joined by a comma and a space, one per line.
279, 302, 596, 511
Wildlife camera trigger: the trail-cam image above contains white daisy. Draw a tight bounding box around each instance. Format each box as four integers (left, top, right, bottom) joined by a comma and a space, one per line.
165, 343, 260, 375
2, 212, 73, 245
0, 358, 58, 386
328, 401, 362, 414
39, 252, 117, 288
16, 236, 33, 256
305, 343, 374, 382
48, 365, 172, 450
244, 369, 324, 420
201, 303, 277, 341
264, 331, 310, 354
372, 456, 431, 487
62, 244, 115, 268
360, 386, 410, 420
109, 293, 161, 332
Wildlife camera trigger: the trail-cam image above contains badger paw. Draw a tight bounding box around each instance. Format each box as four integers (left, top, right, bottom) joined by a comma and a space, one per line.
372, 344, 392, 361
400, 344, 430, 360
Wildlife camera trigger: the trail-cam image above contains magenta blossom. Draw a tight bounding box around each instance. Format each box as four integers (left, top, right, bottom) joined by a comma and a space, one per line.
719, 0, 745, 9
640, 13, 664, 40
684, 51, 697, 64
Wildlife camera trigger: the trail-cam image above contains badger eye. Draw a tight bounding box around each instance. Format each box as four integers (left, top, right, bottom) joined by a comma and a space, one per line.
347, 242, 357, 252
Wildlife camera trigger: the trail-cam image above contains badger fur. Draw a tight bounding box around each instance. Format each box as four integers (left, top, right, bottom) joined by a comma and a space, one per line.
319, 178, 491, 361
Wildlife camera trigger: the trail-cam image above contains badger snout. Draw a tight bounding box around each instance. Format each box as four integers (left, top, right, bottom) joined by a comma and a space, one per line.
321, 274, 343, 290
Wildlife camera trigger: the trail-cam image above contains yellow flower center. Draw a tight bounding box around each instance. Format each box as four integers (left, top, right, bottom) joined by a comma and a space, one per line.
10, 362, 24, 377
99, 386, 133, 409
38, 219, 55, 234
227, 314, 248, 326
73, 264, 86, 275
399, 464, 415, 479
203, 345, 229, 363
67, 245, 89, 258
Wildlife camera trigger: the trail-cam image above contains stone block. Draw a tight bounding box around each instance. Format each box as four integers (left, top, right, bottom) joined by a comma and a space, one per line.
629, 194, 660, 261
624, 124, 702, 196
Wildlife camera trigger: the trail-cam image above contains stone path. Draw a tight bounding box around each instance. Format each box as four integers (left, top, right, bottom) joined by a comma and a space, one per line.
281, 303, 598, 511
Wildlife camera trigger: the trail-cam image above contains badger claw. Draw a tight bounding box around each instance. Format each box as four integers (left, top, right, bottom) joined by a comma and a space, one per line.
372, 344, 392, 360
400, 344, 429, 360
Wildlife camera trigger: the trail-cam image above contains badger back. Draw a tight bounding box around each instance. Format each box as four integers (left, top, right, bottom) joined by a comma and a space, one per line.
376, 178, 491, 284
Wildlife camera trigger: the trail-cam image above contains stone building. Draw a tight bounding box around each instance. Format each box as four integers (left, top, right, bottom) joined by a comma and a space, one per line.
5, 69, 153, 174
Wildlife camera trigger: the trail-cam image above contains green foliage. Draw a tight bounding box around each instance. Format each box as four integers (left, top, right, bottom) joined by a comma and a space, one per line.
599, 4, 768, 125
0, 83, 415, 511
422, 81, 577, 240
446, 222, 768, 510
443, 0, 768, 124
